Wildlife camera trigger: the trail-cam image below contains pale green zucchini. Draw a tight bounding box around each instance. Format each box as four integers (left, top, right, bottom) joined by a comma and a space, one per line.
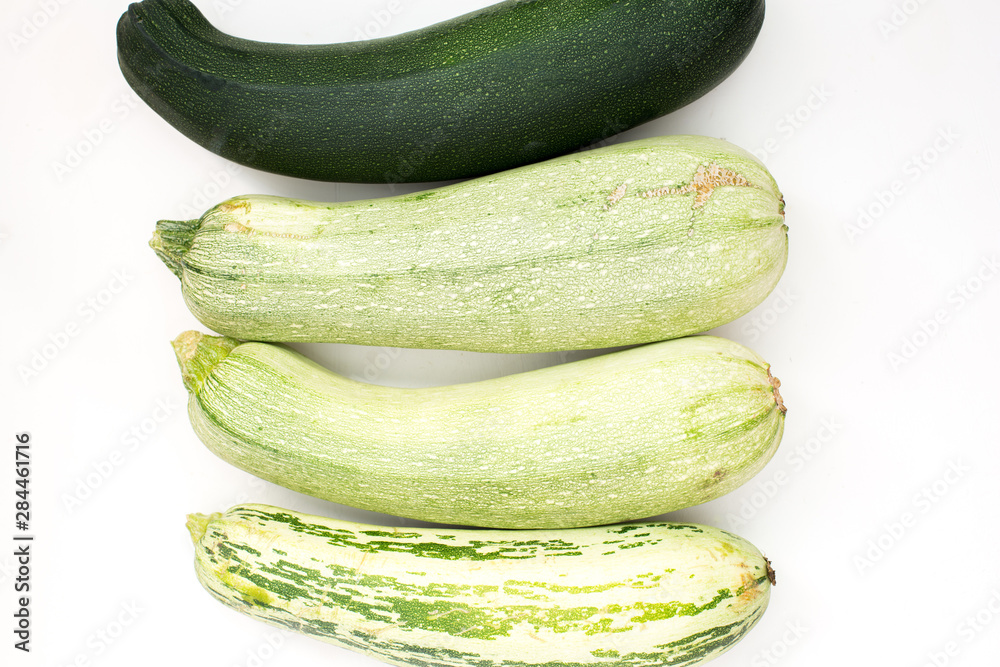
188, 503, 775, 667
174, 332, 786, 529
152, 135, 788, 353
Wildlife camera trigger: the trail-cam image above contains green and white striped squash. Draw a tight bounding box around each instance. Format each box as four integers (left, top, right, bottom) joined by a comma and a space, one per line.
173, 331, 786, 529
187, 504, 775, 667
152, 135, 787, 353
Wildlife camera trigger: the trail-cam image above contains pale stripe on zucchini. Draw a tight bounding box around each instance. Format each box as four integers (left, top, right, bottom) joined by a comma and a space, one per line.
188, 504, 775, 667
174, 332, 786, 529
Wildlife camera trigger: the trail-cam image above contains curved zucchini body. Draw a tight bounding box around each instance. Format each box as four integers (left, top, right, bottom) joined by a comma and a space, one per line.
153, 135, 788, 353
173, 331, 786, 529
188, 504, 775, 667
117, 0, 765, 183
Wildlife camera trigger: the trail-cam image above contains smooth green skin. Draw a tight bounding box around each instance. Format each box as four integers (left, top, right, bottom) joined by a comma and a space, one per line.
116, 0, 765, 183
189, 504, 773, 667
152, 135, 788, 353
173, 331, 785, 529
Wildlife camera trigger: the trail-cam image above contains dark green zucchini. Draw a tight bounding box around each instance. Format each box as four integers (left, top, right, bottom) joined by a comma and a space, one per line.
116, 0, 765, 183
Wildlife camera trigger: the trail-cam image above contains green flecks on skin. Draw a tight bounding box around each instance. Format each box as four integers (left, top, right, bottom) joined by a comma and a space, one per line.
260, 557, 509, 615
500, 576, 664, 595
665, 525, 699, 534
503, 588, 549, 602
214, 593, 762, 667
505, 579, 609, 595
360, 530, 424, 539
205, 568, 765, 667
243, 567, 312, 602
472, 584, 500, 596
233, 543, 262, 557
217, 568, 276, 608
628, 588, 734, 624
253, 510, 590, 561
608, 523, 703, 535
393, 598, 513, 639
591, 649, 620, 658
207, 533, 756, 641
583, 617, 633, 637
214, 539, 239, 561
657, 606, 767, 654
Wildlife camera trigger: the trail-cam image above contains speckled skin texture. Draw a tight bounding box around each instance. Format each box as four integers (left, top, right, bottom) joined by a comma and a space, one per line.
153, 136, 788, 353
178, 333, 785, 529
117, 0, 765, 182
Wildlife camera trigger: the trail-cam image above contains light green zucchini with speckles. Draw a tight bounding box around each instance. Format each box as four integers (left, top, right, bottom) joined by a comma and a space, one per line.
152, 135, 788, 353
188, 504, 776, 667
173, 331, 786, 529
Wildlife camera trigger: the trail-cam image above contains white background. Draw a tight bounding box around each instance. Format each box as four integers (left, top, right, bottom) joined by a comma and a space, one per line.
2, 0, 1000, 665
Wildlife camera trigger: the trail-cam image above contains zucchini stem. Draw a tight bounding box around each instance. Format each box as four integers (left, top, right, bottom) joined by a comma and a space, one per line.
172, 331, 241, 395
767, 368, 786, 415
150, 219, 199, 279
186, 512, 218, 544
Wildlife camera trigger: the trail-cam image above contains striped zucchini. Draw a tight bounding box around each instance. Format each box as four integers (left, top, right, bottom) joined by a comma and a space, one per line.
188, 504, 775, 667
117, 0, 765, 183
152, 135, 788, 353
174, 331, 786, 529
